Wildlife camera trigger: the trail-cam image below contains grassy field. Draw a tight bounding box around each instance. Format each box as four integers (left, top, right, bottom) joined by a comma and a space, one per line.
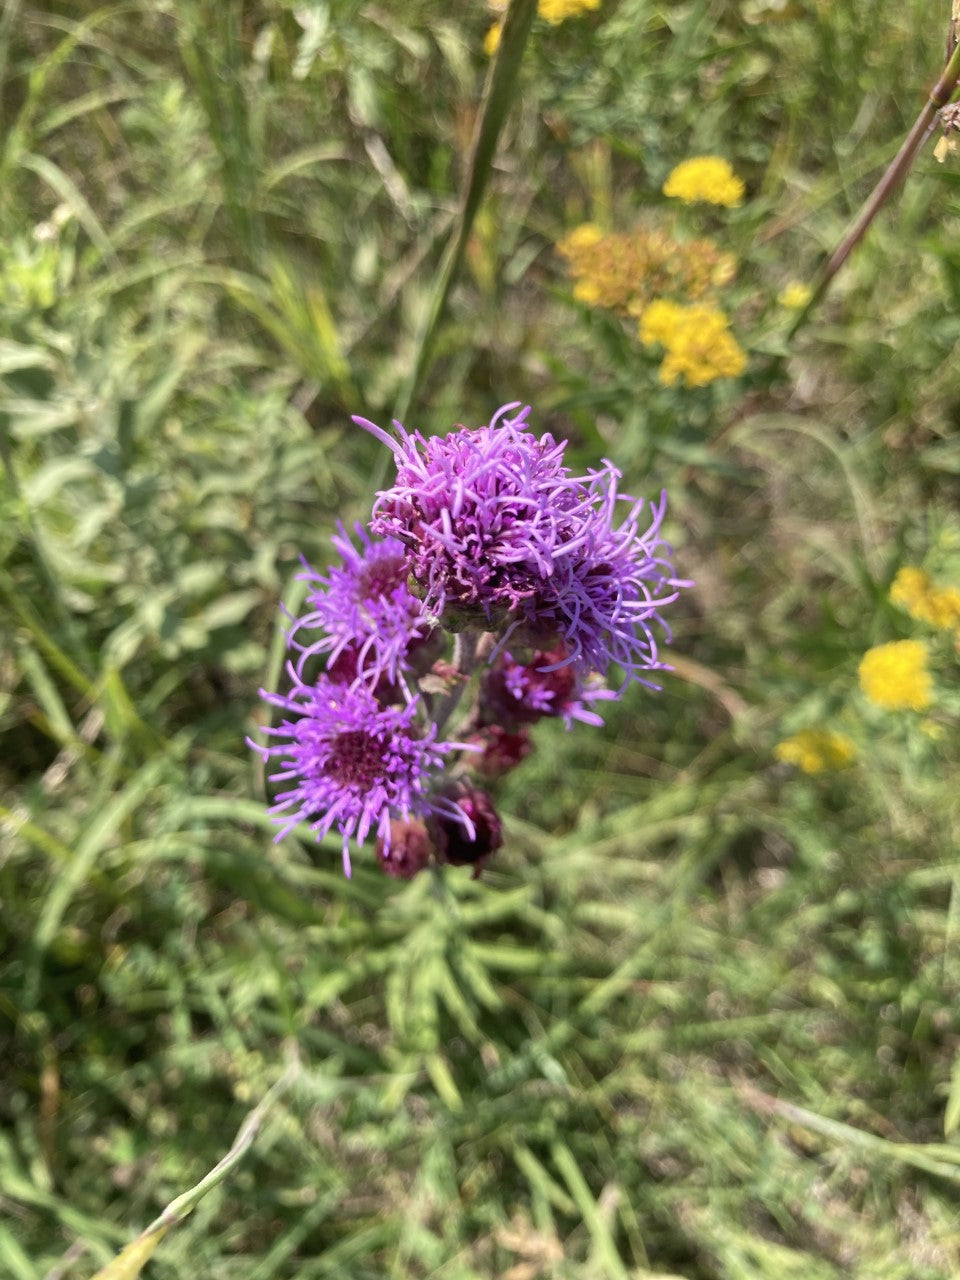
2, 1, 960, 1276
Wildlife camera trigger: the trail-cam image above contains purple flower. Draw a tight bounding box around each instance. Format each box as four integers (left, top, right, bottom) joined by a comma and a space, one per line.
249, 673, 470, 876
286, 523, 429, 686
528, 490, 682, 690
356, 402, 687, 687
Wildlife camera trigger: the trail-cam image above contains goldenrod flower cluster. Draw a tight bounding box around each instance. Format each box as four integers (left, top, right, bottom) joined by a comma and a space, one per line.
889, 566, 960, 633
662, 156, 745, 208
638, 299, 747, 387
774, 728, 857, 774
858, 640, 933, 711
485, 0, 600, 52
556, 223, 736, 316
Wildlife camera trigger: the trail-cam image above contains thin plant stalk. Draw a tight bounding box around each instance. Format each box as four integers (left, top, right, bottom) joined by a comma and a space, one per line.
87, 1054, 301, 1280
787, 38, 960, 342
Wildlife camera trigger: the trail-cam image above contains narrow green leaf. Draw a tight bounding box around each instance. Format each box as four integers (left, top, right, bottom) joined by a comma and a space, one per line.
393, 0, 537, 420
551, 1141, 629, 1280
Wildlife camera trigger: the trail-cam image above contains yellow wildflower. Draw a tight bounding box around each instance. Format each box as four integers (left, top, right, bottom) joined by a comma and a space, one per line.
663, 156, 745, 207
556, 223, 736, 315
778, 281, 812, 309
858, 640, 933, 711
639, 301, 747, 387
539, 0, 601, 22
889, 566, 960, 632
487, 0, 599, 29
558, 222, 604, 253
637, 298, 686, 347
572, 278, 602, 305
484, 21, 502, 54
774, 728, 857, 774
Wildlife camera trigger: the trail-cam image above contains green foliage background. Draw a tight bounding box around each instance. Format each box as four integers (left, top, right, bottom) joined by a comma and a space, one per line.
2, 1, 960, 1276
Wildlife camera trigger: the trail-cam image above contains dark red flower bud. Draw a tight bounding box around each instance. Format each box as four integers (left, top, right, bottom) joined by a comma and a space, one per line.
377, 819, 434, 879
480, 645, 578, 728
433, 786, 503, 873
466, 725, 533, 778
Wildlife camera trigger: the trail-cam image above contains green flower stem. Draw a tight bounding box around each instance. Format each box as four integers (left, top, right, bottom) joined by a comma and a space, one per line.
430, 628, 482, 738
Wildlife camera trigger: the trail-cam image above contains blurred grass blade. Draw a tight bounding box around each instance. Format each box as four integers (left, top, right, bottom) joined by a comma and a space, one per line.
20, 153, 115, 261
88, 1229, 168, 1280
177, 0, 263, 263
739, 1083, 960, 1183
89, 1058, 300, 1280
393, 0, 537, 421
551, 1141, 629, 1280
0, 0, 23, 128
218, 258, 359, 406
27, 753, 173, 1002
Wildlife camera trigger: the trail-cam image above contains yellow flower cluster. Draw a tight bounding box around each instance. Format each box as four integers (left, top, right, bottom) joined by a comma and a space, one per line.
638, 299, 747, 387
774, 728, 857, 774
556, 222, 736, 316
485, 0, 600, 52
858, 640, 933, 711
662, 156, 745, 208
889, 566, 960, 632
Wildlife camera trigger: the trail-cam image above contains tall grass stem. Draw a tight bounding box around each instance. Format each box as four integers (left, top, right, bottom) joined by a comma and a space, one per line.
788, 39, 960, 341
393, 0, 537, 423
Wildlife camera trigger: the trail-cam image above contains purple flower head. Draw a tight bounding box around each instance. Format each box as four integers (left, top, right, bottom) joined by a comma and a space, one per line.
286, 523, 429, 687
355, 403, 688, 688
357, 404, 585, 624
248, 672, 471, 876
526, 489, 684, 691
480, 644, 615, 729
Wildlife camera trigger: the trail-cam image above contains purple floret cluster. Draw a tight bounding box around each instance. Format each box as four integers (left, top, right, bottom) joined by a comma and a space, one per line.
249, 402, 689, 879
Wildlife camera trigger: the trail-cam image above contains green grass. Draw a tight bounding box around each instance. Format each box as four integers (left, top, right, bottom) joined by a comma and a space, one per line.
2, 1, 960, 1276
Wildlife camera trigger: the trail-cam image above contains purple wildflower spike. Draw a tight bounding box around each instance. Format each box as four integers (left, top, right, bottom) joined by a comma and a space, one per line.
286, 523, 429, 687
248, 672, 472, 876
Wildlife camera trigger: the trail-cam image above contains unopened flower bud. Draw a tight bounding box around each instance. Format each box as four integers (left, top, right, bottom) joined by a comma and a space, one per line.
467, 725, 533, 778
433, 786, 503, 871
481, 646, 579, 727
376, 819, 434, 879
